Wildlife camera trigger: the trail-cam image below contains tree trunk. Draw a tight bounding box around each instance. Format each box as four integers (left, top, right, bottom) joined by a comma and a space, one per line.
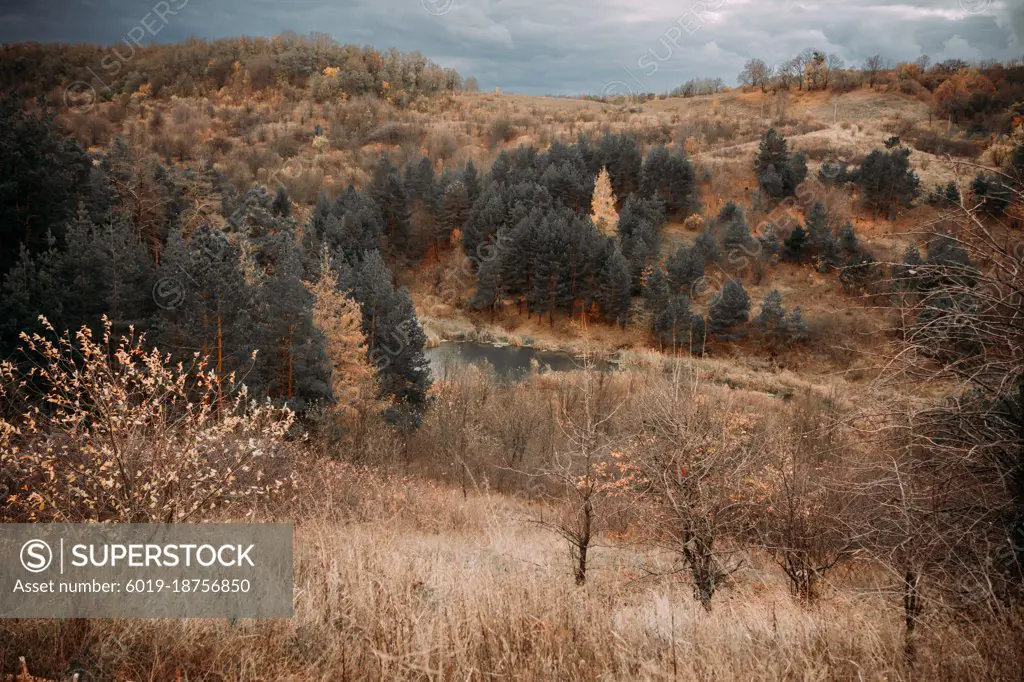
575, 496, 593, 585
903, 567, 922, 667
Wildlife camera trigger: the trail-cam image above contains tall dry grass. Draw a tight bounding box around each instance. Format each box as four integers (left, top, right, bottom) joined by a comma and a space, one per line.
5, 480, 1021, 680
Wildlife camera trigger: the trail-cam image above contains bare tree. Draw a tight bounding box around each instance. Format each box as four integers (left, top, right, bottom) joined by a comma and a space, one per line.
863, 55, 884, 88
738, 58, 773, 92
865, 161, 1024, 647
532, 357, 629, 585
753, 396, 859, 604
630, 362, 756, 609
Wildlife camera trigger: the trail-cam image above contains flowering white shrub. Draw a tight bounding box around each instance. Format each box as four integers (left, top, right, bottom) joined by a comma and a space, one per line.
0, 317, 297, 523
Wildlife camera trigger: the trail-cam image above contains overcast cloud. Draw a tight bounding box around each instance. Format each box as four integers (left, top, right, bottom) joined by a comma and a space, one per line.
0, 0, 1021, 94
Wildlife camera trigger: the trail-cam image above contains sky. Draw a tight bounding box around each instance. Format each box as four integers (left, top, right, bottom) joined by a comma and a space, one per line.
0, 0, 1022, 95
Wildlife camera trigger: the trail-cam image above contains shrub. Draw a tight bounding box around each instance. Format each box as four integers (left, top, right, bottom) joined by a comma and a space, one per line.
972, 172, 1012, 218
365, 122, 424, 146
488, 118, 518, 149
0, 318, 296, 523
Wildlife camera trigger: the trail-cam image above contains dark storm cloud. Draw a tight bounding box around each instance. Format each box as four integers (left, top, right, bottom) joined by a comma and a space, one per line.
0, 0, 1020, 94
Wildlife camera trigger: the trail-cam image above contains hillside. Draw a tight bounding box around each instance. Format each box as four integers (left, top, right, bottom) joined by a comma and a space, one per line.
3, 42, 1024, 680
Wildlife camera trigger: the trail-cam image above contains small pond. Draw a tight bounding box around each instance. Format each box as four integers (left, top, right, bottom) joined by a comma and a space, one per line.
426, 342, 613, 381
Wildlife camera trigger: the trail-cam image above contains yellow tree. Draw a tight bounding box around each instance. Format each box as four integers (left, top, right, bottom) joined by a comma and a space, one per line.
591, 166, 619, 237
305, 249, 381, 425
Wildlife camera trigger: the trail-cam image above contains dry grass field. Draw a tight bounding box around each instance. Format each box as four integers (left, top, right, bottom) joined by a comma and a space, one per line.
5, 481, 1022, 681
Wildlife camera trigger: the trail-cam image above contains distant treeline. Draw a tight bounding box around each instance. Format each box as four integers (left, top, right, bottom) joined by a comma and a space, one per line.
615, 53, 1024, 136
0, 33, 468, 107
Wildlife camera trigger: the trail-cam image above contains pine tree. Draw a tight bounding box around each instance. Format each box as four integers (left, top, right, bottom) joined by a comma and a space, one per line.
595, 133, 642, 200
708, 279, 750, 337
471, 251, 506, 315
754, 289, 805, 347
256, 228, 333, 412
853, 147, 921, 213
720, 203, 752, 255
666, 244, 705, 295
642, 266, 670, 316
804, 201, 831, 250
529, 223, 561, 323
817, 231, 843, 271
759, 223, 782, 262
154, 225, 257, 399
754, 128, 807, 198
272, 187, 291, 217
640, 145, 698, 218
0, 240, 67, 355
694, 228, 720, 264
378, 168, 413, 258
61, 206, 154, 335
340, 250, 432, 410
837, 221, 859, 259
463, 160, 481, 207
654, 294, 704, 353
462, 186, 506, 264
0, 96, 93, 279
591, 167, 619, 236
618, 195, 665, 291
783, 225, 810, 262
599, 245, 631, 328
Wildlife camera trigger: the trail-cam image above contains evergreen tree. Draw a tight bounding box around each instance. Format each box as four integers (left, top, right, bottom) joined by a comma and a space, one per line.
640, 145, 699, 219
643, 266, 670, 316
378, 168, 413, 257
62, 205, 154, 335
471, 250, 506, 314
0, 96, 93, 279
840, 252, 880, 294
817, 231, 843, 271
437, 180, 469, 253
255, 228, 333, 412
599, 245, 631, 328
837, 221, 859, 259
759, 223, 782, 262
755, 289, 807, 347
595, 133, 642, 200
0, 240, 66, 355
654, 294, 704, 353
666, 244, 705, 295
272, 186, 291, 217
803, 201, 831, 250
618, 195, 665, 291
340, 250, 432, 409
462, 160, 481, 207
783, 225, 810, 262
753, 128, 807, 199
694, 228, 720, 264
972, 173, 1012, 219
719, 202, 752, 256
853, 147, 921, 213
154, 225, 258, 395
708, 279, 750, 337
462, 186, 506, 264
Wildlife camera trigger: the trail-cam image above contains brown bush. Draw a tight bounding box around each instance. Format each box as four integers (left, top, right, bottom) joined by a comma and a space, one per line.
488, 118, 518, 149
364, 122, 424, 146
